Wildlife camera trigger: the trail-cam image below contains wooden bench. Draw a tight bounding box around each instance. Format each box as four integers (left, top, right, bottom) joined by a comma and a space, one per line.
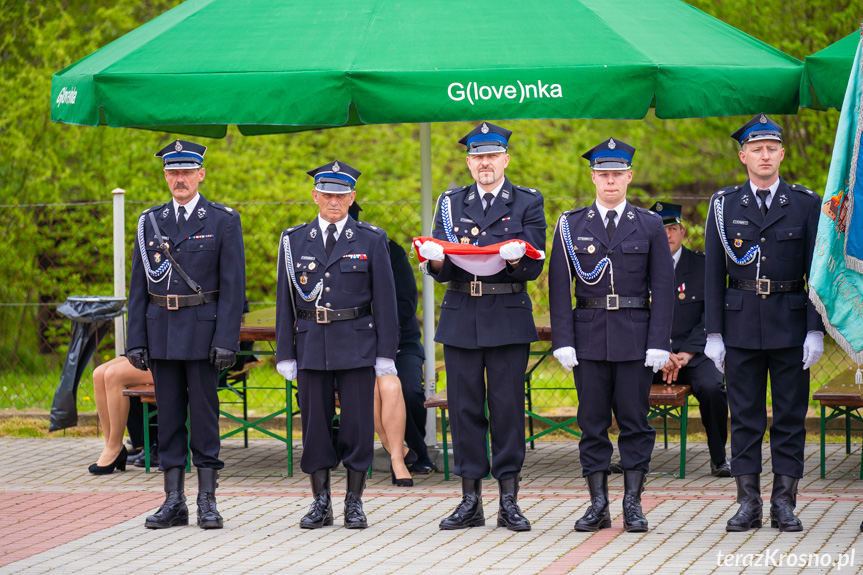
812, 368, 863, 479
424, 383, 692, 480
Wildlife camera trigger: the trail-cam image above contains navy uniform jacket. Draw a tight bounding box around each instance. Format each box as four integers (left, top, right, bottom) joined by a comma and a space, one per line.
127, 195, 246, 360
429, 177, 546, 348
389, 240, 424, 359
275, 217, 399, 371
704, 178, 823, 349
671, 247, 709, 367
549, 201, 674, 362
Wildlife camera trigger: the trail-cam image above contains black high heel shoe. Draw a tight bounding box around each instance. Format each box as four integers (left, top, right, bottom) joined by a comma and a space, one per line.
390, 465, 414, 487
89, 446, 128, 475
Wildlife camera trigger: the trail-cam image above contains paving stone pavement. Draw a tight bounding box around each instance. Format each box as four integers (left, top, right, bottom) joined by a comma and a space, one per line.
1, 438, 862, 574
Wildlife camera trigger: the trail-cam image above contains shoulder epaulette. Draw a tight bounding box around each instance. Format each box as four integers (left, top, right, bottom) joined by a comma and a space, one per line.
789, 184, 815, 196
209, 202, 237, 215
563, 206, 587, 216
691, 249, 705, 257
141, 202, 167, 216
443, 185, 470, 196
357, 220, 385, 234
283, 222, 308, 234
513, 185, 540, 194
715, 185, 742, 197
635, 206, 661, 218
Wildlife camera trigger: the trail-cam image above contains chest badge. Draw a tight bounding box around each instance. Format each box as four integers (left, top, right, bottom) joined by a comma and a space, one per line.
587, 244, 596, 254
471, 226, 479, 236
300, 273, 308, 285
154, 253, 161, 263
734, 238, 743, 248
461, 236, 471, 244
308, 262, 316, 271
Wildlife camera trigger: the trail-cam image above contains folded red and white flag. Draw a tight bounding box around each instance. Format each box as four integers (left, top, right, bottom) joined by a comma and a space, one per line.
413, 237, 545, 276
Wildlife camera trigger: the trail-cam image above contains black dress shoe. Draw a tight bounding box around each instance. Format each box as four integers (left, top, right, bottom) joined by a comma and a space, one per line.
88, 446, 128, 475
440, 478, 485, 530
135, 445, 159, 468
711, 459, 732, 478
409, 461, 438, 474
726, 474, 762, 532
145, 468, 188, 529
497, 477, 530, 532
608, 461, 623, 474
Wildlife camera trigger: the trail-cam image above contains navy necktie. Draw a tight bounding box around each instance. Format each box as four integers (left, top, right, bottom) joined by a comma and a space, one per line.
483, 193, 494, 215
326, 223, 337, 256
606, 212, 616, 240
756, 189, 770, 217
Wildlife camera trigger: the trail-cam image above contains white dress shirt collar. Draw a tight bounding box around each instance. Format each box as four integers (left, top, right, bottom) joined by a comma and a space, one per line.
596, 200, 626, 224
672, 246, 682, 268
173, 193, 200, 221
317, 215, 349, 245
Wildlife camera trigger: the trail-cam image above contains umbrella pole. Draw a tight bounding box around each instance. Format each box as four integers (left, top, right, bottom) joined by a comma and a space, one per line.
420, 123, 437, 449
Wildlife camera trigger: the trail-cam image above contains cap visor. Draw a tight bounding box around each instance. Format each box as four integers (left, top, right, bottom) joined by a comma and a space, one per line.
314, 182, 353, 193
591, 161, 631, 170
164, 162, 202, 170
468, 144, 507, 155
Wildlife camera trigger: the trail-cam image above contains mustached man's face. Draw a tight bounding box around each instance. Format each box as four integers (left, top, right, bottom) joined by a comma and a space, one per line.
165, 168, 206, 204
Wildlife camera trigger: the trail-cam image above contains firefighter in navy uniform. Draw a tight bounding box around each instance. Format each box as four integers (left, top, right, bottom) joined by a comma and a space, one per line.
417, 122, 546, 532
704, 114, 824, 533
548, 138, 674, 533
275, 161, 398, 530
649, 202, 730, 477
126, 140, 246, 530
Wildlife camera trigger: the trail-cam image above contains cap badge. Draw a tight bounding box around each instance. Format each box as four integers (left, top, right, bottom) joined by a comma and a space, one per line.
345, 228, 353, 239
608, 138, 616, 150
196, 206, 206, 219
655, 202, 663, 212
174, 141, 183, 152
332, 161, 340, 173
759, 113, 767, 124
310, 228, 318, 239
587, 244, 596, 254
481, 122, 489, 134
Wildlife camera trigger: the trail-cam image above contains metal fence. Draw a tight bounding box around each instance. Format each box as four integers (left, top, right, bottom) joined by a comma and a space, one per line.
0, 197, 855, 419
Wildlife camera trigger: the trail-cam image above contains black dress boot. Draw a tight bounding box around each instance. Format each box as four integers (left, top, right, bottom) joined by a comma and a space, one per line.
770, 474, 802, 532
196, 468, 224, 529
344, 469, 368, 529
726, 474, 763, 532
144, 467, 189, 529
497, 477, 530, 532
300, 469, 333, 529
575, 471, 611, 532
622, 470, 648, 533
440, 478, 485, 530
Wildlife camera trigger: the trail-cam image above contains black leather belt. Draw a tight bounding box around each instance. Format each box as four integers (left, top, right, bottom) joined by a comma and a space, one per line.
149, 291, 218, 310
296, 305, 371, 324
728, 278, 804, 295
448, 281, 527, 296
576, 296, 649, 310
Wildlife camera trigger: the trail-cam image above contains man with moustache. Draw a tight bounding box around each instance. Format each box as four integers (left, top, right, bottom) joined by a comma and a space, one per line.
127, 139, 246, 530
704, 114, 824, 533
548, 138, 673, 533
418, 122, 546, 532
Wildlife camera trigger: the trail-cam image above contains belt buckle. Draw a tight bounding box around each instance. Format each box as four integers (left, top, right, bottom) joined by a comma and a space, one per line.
606, 294, 619, 311
166, 295, 179, 311
315, 308, 330, 324
470, 281, 482, 296
757, 279, 771, 295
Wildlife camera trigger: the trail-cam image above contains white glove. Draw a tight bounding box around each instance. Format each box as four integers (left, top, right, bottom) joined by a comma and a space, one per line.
418, 241, 445, 262
499, 241, 527, 262
704, 334, 726, 374
276, 359, 297, 381
374, 357, 398, 377
645, 349, 670, 373
802, 331, 825, 370
553, 346, 578, 371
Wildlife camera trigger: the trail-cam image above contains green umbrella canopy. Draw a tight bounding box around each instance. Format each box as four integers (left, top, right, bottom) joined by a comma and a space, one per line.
801, 30, 861, 110
51, 0, 803, 138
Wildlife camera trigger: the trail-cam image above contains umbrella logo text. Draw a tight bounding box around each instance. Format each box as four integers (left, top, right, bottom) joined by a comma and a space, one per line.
55, 87, 77, 106
448, 80, 562, 105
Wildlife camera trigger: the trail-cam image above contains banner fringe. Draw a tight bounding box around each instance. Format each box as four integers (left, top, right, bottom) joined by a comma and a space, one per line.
809, 286, 863, 364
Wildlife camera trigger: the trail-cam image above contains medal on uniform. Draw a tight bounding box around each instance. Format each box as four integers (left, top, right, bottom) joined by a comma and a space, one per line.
734, 239, 743, 248
471, 226, 479, 236
300, 273, 308, 285
678, 292, 686, 300
154, 253, 161, 263
454, 227, 459, 232
587, 244, 596, 254
308, 262, 316, 271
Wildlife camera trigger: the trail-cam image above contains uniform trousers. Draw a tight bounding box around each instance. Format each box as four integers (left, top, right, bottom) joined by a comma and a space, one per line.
653, 360, 727, 465
298, 367, 375, 474
395, 353, 430, 463
443, 343, 529, 480
150, 358, 222, 471
725, 345, 809, 478
574, 359, 655, 475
